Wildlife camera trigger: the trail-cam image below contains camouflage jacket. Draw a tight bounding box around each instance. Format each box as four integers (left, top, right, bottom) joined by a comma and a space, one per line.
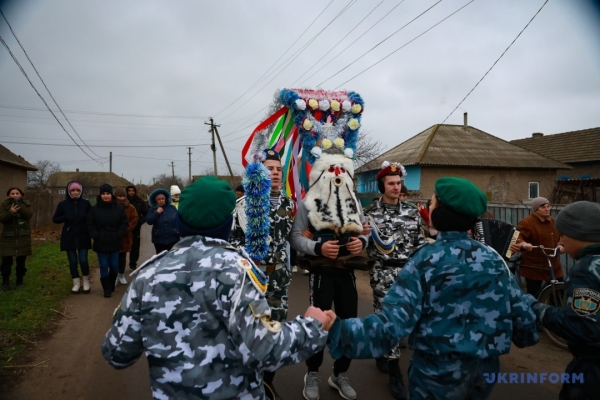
328, 231, 539, 360
531, 243, 600, 358
230, 192, 294, 266
365, 199, 425, 264
102, 235, 327, 400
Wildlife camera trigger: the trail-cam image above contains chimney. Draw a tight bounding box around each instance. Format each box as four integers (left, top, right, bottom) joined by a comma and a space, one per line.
532, 132, 544, 138
463, 112, 468, 129
76, 168, 79, 172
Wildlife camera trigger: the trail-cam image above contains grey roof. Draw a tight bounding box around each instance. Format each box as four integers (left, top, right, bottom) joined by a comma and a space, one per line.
510, 127, 600, 163
47, 171, 132, 188
0, 143, 37, 171
357, 124, 570, 173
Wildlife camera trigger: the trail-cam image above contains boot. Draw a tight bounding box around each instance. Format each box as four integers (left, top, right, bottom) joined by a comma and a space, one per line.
1, 276, 9, 291
375, 357, 389, 373
16, 276, 24, 287
82, 276, 91, 293
109, 271, 118, 293
71, 278, 81, 294
388, 360, 407, 400
263, 371, 281, 400
100, 277, 111, 298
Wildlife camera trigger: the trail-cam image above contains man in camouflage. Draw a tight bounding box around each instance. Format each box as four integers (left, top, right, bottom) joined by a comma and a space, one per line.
364, 161, 425, 399
526, 201, 600, 400
102, 176, 334, 400
327, 177, 539, 400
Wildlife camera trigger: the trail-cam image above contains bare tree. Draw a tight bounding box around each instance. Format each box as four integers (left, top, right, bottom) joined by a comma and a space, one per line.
354, 130, 386, 168
149, 173, 185, 192
27, 159, 61, 190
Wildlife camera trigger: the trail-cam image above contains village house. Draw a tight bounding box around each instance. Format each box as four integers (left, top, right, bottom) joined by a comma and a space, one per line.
47, 169, 132, 204
0, 143, 37, 190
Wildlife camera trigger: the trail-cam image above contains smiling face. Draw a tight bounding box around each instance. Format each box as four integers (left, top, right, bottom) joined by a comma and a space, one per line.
9, 189, 22, 200
100, 192, 112, 202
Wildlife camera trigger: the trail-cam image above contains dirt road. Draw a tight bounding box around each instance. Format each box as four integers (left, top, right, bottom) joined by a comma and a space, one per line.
4, 226, 573, 399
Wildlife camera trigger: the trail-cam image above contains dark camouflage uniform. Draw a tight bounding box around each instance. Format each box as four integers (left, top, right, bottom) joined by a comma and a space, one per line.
102, 235, 327, 400
365, 199, 425, 360
528, 243, 600, 400
230, 192, 294, 321
327, 231, 539, 399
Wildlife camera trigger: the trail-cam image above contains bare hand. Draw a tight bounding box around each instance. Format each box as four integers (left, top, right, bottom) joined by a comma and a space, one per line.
156, 207, 164, 214
361, 222, 371, 236
558, 245, 565, 254
304, 306, 334, 331
323, 310, 337, 330
302, 229, 314, 240
346, 237, 363, 254
521, 243, 533, 251
321, 240, 339, 259
10, 204, 20, 214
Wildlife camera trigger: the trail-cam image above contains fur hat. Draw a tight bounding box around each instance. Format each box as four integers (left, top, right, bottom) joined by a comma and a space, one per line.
531, 197, 549, 212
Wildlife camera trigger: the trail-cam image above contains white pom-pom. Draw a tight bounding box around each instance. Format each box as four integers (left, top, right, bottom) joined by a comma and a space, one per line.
311, 147, 322, 158
342, 100, 352, 112
400, 165, 407, 177
319, 99, 330, 111
344, 148, 354, 158
295, 99, 306, 110
381, 161, 390, 168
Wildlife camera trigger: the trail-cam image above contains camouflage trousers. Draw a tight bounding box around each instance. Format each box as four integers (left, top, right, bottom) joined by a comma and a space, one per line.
265, 267, 291, 322
408, 353, 499, 400
370, 264, 403, 360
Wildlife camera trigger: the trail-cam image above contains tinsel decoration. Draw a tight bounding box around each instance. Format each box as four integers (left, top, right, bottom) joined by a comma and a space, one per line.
243, 162, 271, 262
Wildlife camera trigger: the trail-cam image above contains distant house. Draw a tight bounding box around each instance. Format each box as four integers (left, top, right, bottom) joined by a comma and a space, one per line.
356, 120, 570, 205
0, 143, 37, 190
510, 128, 600, 203
47, 169, 133, 204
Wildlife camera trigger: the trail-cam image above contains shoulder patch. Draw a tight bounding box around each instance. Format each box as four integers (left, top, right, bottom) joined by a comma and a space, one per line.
129, 250, 168, 277
235, 248, 268, 295
364, 202, 377, 213
572, 288, 600, 316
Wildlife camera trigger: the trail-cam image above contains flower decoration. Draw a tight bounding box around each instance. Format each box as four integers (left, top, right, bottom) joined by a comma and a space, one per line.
347, 118, 360, 131
344, 148, 354, 158
319, 99, 330, 111
333, 137, 345, 149
311, 146, 322, 158
308, 99, 319, 110
322, 138, 333, 150
330, 100, 341, 112
295, 99, 306, 110
302, 118, 313, 131
342, 100, 352, 112
351, 103, 362, 114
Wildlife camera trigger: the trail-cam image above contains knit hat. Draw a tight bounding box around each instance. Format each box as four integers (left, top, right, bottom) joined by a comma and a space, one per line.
555, 201, 600, 242
434, 177, 487, 218
178, 176, 236, 231
235, 185, 244, 193
531, 197, 550, 212
170, 185, 181, 195
99, 184, 113, 195
114, 187, 127, 198
67, 182, 82, 198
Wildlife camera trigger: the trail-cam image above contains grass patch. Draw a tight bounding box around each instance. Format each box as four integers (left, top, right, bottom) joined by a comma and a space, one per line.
0, 241, 72, 377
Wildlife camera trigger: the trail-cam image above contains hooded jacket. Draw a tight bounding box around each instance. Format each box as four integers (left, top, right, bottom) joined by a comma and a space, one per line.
0, 196, 33, 257
126, 185, 149, 233
52, 181, 93, 251
146, 188, 179, 245
86, 194, 128, 253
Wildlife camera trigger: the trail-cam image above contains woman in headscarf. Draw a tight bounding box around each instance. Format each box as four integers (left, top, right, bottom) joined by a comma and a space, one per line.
146, 188, 179, 254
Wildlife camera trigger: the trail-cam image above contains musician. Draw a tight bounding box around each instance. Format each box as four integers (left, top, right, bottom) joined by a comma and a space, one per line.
326, 177, 539, 400
364, 161, 424, 400
526, 201, 600, 400
509, 197, 564, 297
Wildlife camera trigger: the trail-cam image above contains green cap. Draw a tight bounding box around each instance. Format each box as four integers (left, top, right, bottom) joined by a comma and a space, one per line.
434, 177, 487, 218
178, 176, 236, 229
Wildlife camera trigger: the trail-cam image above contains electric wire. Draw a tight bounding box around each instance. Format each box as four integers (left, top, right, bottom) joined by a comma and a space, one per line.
441, 0, 550, 124
0, 104, 207, 119
0, 140, 205, 148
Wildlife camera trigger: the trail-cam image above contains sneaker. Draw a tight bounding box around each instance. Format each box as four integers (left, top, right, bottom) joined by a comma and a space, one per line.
118, 274, 128, 285
328, 372, 357, 400
303, 372, 320, 400
375, 357, 389, 373
303, 269, 310, 275
292, 265, 298, 273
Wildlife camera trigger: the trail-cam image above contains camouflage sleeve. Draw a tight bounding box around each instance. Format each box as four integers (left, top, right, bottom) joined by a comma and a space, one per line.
101, 285, 144, 368
327, 259, 423, 359
507, 272, 539, 347
226, 268, 328, 371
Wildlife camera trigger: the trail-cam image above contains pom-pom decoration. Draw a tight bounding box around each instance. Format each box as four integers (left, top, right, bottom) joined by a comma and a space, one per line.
319, 99, 330, 111
243, 162, 271, 262
334, 137, 345, 149
344, 148, 354, 158
311, 146, 322, 158
351, 104, 362, 114
302, 118, 313, 131
347, 118, 360, 131
331, 100, 341, 112
295, 99, 306, 110
322, 138, 333, 150
308, 99, 319, 110
342, 100, 352, 112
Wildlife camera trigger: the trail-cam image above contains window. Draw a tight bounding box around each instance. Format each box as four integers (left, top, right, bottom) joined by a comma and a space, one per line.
58, 189, 65, 194
528, 182, 539, 199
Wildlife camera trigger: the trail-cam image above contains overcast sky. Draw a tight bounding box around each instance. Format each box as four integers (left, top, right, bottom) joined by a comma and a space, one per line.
1, 0, 599, 186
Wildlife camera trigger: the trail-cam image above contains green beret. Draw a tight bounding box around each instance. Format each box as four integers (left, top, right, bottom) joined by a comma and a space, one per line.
434, 177, 487, 218
178, 176, 236, 229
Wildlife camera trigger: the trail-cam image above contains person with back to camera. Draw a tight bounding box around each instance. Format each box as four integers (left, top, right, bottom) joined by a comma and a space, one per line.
114, 187, 139, 287
126, 185, 148, 271
146, 188, 179, 254
0, 187, 33, 291
52, 181, 92, 294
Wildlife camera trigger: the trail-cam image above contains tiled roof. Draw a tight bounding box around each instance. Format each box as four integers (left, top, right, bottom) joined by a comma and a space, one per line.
47, 171, 132, 188
357, 124, 570, 173
0, 143, 37, 171
510, 127, 600, 163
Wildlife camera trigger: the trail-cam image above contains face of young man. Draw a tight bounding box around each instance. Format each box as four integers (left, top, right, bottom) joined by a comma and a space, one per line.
127, 188, 136, 197
382, 175, 401, 202
264, 159, 282, 191
534, 203, 551, 218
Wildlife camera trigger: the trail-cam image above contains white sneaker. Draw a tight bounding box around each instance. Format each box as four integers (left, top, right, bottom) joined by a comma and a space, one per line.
303, 269, 310, 275
117, 273, 128, 285
292, 265, 298, 273
71, 278, 81, 294
82, 276, 91, 293
303, 372, 320, 400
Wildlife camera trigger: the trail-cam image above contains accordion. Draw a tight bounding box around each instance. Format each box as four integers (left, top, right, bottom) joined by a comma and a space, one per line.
474, 218, 520, 260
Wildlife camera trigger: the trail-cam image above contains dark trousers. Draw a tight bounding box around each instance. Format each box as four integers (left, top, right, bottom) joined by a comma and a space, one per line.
153, 242, 177, 254
129, 231, 141, 268
66, 249, 90, 278
1, 255, 27, 278
306, 270, 358, 375
118, 252, 128, 274
560, 357, 600, 400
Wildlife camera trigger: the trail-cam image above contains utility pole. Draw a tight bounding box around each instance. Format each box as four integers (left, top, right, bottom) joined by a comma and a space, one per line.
169, 162, 175, 183
213, 124, 234, 178
205, 118, 219, 176
187, 147, 193, 183
109, 151, 112, 173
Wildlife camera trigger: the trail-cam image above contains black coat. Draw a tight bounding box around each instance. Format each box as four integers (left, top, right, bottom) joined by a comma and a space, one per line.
53, 193, 92, 251
86, 196, 128, 253
128, 194, 149, 233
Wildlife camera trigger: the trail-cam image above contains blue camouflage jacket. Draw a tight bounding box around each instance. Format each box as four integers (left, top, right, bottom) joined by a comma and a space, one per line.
328, 231, 539, 360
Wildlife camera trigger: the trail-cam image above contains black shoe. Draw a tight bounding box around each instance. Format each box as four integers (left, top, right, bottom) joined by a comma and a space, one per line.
388, 361, 407, 400
129, 264, 137, 271
263, 381, 282, 400
376, 357, 389, 374
16, 276, 24, 287
100, 277, 112, 298
1, 282, 9, 291
398, 336, 408, 349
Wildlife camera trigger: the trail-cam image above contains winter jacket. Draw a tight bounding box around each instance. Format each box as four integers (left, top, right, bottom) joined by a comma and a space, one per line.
87, 196, 128, 253
52, 182, 92, 251
126, 185, 149, 234
146, 189, 179, 246
0, 197, 33, 257
516, 213, 563, 280
117, 198, 139, 253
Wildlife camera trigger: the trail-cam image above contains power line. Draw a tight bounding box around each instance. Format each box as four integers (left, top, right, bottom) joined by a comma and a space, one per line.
0, 104, 207, 119
441, 0, 550, 124
0, 10, 102, 159
331, 0, 477, 88
0, 140, 205, 148
0, 134, 207, 143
